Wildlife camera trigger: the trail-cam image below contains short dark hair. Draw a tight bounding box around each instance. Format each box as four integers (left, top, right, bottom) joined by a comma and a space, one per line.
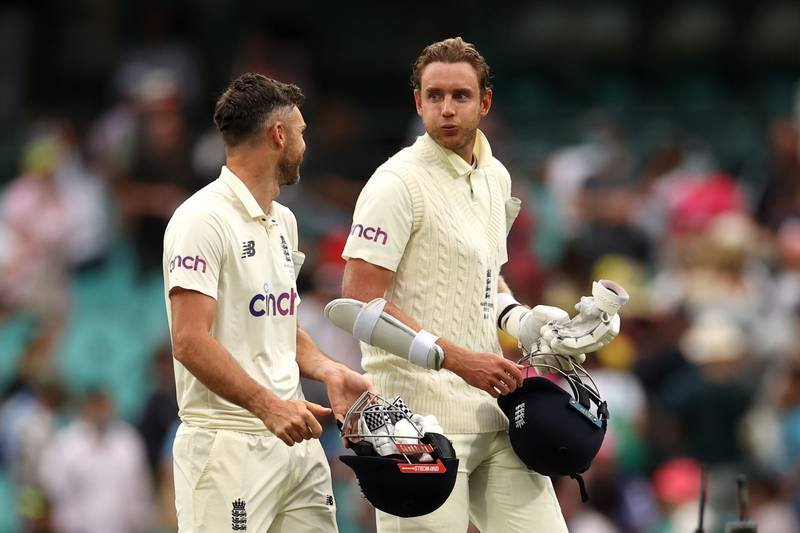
411, 37, 492, 94
213, 73, 305, 147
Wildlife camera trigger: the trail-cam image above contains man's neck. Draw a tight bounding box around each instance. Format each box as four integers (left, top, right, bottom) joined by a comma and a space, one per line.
226, 153, 280, 214
454, 145, 474, 165
451, 130, 478, 165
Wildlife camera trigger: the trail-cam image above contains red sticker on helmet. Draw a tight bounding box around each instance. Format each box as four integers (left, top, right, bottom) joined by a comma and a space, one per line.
397, 459, 447, 474
395, 443, 434, 455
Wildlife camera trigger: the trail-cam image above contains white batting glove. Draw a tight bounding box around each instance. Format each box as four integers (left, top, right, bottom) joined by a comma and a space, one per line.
517, 305, 570, 353
408, 414, 442, 461
359, 407, 397, 456
528, 338, 586, 374
542, 280, 628, 358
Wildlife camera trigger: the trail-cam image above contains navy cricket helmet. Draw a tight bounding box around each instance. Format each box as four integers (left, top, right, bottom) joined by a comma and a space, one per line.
338, 391, 459, 517
498, 354, 609, 501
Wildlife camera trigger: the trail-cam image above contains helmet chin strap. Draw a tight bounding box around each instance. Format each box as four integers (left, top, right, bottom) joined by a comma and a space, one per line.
570, 473, 589, 503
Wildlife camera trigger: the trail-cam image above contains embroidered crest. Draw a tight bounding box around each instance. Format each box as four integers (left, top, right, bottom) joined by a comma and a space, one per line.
514, 403, 526, 429
232, 498, 247, 531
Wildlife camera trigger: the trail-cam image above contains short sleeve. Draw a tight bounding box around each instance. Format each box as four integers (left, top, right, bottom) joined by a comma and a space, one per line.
342, 170, 412, 272
164, 210, 225, 299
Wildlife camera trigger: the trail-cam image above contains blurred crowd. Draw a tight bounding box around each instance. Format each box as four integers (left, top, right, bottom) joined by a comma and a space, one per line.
3, 2, 800, 533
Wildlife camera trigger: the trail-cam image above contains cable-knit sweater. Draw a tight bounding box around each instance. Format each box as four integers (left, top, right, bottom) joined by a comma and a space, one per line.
342, 131, 513, 434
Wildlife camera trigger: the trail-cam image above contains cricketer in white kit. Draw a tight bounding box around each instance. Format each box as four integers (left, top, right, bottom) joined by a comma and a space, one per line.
164, 73, 372, 532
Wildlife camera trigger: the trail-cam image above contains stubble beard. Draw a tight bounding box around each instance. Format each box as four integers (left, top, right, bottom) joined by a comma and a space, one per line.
277, 153, 302, 186
435, 127, 477, 158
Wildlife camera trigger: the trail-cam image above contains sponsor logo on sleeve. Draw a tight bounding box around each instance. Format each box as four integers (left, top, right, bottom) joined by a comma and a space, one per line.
248, 282, 298, 317
169, 254, 207, 273
350, 223, 388, 245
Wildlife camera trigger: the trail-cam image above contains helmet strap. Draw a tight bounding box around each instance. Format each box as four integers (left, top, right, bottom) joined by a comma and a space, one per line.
570, 473, 590, 503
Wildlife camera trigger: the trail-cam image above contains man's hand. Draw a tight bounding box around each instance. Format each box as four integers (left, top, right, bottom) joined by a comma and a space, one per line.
528, 338, 586, 374
541, 313, 620, 357
540, 280, 628, 358
441, 345, 524, 398
251, 391, 332, 446
324, 366, 376, 424
517, 305, 570, 352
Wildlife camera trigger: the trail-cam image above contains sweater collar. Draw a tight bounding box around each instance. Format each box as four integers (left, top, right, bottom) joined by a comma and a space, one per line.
419, 129, 493, 177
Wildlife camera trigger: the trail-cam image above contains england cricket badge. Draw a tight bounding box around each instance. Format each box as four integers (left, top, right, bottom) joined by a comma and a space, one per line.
231, 498, 247, 531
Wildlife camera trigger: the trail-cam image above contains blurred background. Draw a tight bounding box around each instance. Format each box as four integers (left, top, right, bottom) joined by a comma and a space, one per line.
2, 0, 800, 531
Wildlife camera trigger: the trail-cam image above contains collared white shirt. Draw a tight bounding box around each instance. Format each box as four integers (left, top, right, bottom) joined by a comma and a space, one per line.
163, 166, 305, 433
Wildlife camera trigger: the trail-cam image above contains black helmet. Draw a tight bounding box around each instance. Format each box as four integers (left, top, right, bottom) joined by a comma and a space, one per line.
498, 354, 609, 502
338, 391, 459, 517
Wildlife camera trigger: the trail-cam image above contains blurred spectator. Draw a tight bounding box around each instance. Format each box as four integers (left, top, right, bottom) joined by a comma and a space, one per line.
650, 457, 719, 533
557, 433, 627, 533
748, 468, 800, 533
0, 131, 71, 321
113, 6, 202, 109
662, 311, 758, 466
636, 140, 745, 251
567, 176, 653, 279
156, 420, 179, 532
1, 119, 111, 289
39, 389, 154, 533
773, 219, 800, 314
774, 358, 800, 509
233, 31, 315, 100
0, 377, 65, 529
502, 190, 546, 305
756, 118, 800, 231
0, 121, 114, 382
115, 72, 203, 275
544, 113, 634, 237
136, 344, 178, 475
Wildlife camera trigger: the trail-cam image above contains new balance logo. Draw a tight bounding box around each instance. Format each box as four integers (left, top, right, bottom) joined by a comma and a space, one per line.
514, 403, 525, 429
241, 240, 256, 258
232, 498, 247, 531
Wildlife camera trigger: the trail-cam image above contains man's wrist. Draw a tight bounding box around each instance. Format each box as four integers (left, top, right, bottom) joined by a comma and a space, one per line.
438, 340, 464, 373
245, 387, 280, 420
320, 360, 348, 386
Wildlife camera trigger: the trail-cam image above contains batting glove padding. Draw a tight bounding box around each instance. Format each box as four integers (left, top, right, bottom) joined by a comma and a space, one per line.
541, 280, 628, 358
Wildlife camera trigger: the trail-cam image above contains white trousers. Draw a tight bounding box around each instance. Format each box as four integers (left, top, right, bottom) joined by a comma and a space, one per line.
173, 423, 337, 532
376, 431, 567, 533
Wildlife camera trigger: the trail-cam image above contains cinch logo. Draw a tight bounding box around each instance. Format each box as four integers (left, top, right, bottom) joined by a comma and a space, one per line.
249, 283, 298, 317
350, 224, 388, 245
169, 254, 207, 273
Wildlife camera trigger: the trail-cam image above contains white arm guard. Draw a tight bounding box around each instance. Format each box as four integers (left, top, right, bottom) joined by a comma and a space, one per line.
541, 280, 629, 357
324, 298, 445, 370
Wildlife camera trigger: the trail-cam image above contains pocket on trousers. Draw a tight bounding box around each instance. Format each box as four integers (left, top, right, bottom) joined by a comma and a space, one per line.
192, 429, 224, 491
